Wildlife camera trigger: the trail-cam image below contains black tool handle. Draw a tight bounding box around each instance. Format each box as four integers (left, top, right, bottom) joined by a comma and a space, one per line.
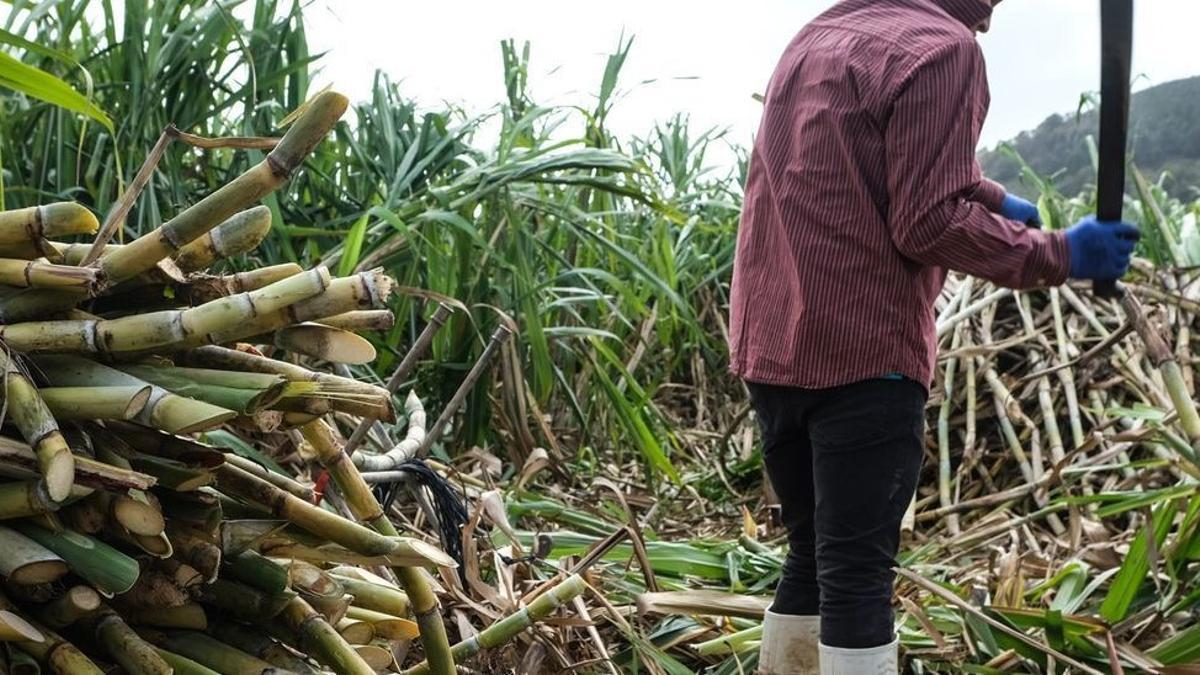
1094, 0, 1134, 298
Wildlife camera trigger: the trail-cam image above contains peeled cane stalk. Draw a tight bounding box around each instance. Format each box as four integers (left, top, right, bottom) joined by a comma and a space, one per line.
0, 525, 68, 584
0, 267, 331, 355
38, 386, 151, 421
274, 323, 377, 364
401, 574, 588, 675
0, 203, 98, 247
12, 522, 139, 596
34, 356, 235, 434
0, 259, 98, 290
93, 91, 348, 289
0, 351, 74, 502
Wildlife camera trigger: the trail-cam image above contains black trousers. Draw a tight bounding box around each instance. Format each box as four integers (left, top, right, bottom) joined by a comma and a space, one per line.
749, 378, 926, 649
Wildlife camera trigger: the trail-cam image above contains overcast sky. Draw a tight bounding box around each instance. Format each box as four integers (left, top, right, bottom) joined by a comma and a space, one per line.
307, 1, 1198, 159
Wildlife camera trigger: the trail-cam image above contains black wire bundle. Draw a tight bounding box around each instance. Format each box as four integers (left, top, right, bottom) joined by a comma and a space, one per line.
375, 458, 469, 580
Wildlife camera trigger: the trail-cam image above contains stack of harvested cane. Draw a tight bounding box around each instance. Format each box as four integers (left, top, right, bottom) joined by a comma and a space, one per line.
0, 91, 586, 674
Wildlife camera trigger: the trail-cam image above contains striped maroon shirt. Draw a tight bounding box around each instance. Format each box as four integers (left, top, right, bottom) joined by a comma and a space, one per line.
728, 0, 1070, 389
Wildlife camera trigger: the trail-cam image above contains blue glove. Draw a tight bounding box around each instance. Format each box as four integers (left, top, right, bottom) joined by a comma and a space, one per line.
1064, 216, 1140, 280
1000, 193, 1042, 227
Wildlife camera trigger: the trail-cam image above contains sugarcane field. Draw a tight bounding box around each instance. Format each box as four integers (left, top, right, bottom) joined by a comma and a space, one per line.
0, 0, 1199, 673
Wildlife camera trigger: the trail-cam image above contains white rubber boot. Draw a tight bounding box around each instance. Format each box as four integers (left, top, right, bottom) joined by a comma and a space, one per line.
818, 639, 898, 675
758, 609, 820, 674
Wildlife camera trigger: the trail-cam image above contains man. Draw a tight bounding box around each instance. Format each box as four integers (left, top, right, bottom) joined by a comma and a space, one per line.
728, 0, 1139, 673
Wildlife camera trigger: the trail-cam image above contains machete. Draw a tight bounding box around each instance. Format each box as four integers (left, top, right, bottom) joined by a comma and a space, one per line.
1093, 0, 1135, 298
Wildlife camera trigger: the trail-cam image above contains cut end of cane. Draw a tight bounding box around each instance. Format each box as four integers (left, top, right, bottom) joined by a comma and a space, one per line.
65, 585, 102, 613
275, 324, 377, 365
402, 537, 458, 569
113, 493, 166, 537
353, 644, 393, 670
39, 437, 76, 503
0, 609, 45, 643
10, 559, 69, 585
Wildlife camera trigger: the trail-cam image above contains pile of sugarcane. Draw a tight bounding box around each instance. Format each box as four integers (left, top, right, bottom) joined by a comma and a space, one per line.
0, 90, 588, 675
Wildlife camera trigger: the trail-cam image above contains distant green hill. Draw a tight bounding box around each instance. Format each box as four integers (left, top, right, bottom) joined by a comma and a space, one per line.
979, 75, 1200, 199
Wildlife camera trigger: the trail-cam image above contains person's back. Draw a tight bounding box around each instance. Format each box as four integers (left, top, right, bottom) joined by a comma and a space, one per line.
729, 1, 1139, 673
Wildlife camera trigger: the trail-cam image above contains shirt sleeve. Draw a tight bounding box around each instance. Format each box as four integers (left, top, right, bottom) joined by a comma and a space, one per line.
884, 40, 1069, 290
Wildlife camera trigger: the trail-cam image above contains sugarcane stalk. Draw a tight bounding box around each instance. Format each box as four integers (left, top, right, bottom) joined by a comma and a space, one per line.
127, 455, 213, 491
1120, 291, 1200, 449
194, 578, 294, 621
0, 351, 74, 503
224, 549, 289, 594
6, 642, 39, 675
153, 648, 221, 675
281, 596, 376, 675
221, 453, 314, 501
938, 324, 963, 535
95, 91, 348, 289
401, 574, 587, 675
165, 523, 222, 583
12, 522, 138, 596
121, 604, 207, 631
337, 618, 375, 644
354, 643, 393, 670
330, 573, 411, 618
38, 386, 151, 421
0, 610, 42, 642
0, 437, 153, 491
172, 205, 273, 272
318, 310, 396, 332
0, 590, 103, 675
274, 323, 377, 364
178, 345, 394, 421
343, 606, 418, 640
118, 365, 286, 414
1, 267, 331, 355
343, 303, 451, 457
37, 586, 100, 629
144, 629, 280, 674
206, 621, 321, 674
89, 607, 172, 675
0, 481, 63, 520
34, 356, 236, 434
0, 525, 67, 585
0, 203, 98, 246
0, 259, 97, 290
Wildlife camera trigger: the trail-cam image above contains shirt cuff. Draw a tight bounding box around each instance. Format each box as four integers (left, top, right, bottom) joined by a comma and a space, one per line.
1024, 230, 1071, 288
973, 178, 1007, 213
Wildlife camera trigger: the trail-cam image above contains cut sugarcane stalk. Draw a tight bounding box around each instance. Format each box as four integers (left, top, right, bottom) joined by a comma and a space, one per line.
215, 463, 454, 564
94, 91, 348, 289
1, 267, 330, 354
0, 480, 63, 520
343, 606, 419, 640
317, 310, 395, 332
39, 386, 152, 421
336, 618, 375, 645
118, 365, 285, 413
0, 610, 43, 642
6, 644, 38, 675
187, 263, 305, 304
354, 643, 393, 670
12, 522, 139, 596
0, 350, 74, 502
179, 345, 394, 421
165, 523, 221, 583
39, 586, 101, 629
143, 629, 280, 675
274, 323, 377, 364
329, 572, 411, 618
400, 574, 587, 675
121, 603, 207, 631
221, 453, 314, 500
0, 591, 104, 675
300, 420, 384, 524
0, 525, 68, 584
159, 558, 205, 589
0, 203, 98, 246
0, 259, 98, 291
127, 455, 213, 491
90, 607, 172, 675
205, 622, 321, 674
281, 596, 376, 675
0, 437, 153, 491
172, 205, 273, 272
194, 578, 293, 621
153, 648, 220, 675
224, 550, 289, 594
34, 356, 236, 434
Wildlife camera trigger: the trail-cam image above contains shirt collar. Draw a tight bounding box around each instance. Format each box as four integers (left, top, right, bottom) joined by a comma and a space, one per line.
932, 0, 993, 29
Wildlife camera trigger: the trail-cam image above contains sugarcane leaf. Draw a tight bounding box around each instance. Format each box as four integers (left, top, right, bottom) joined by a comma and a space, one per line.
1150, 622, 1200, 665
0, 50, 112, 132
1100, 501, 1177, 622
337, 212, 369, 276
